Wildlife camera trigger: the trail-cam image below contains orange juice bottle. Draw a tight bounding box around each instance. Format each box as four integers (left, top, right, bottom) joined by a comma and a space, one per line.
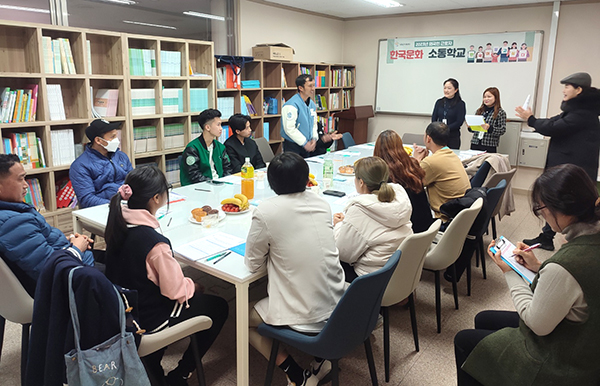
241, 157, 254, 199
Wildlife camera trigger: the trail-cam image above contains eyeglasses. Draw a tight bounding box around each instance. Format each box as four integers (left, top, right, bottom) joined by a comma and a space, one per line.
533, 205, 547, 216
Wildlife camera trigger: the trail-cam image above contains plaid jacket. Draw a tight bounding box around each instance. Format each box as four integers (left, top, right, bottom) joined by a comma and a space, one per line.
469, 108, 507, 147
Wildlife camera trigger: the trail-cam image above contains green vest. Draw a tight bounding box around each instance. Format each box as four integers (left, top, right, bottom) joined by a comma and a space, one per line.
463, 233, 600, 386
179, 137, 228, 186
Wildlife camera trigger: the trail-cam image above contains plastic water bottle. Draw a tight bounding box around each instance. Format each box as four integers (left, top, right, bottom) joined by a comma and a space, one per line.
241, 157, 254, 199
323, 149, 334, 190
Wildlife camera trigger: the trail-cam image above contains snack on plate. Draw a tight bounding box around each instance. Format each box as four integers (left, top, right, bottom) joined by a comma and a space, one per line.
221, 194, 249, 213
339, 165, 354, 174
403, 146, 413, 156
191, 208, 207, 222
307, 173, 318, 187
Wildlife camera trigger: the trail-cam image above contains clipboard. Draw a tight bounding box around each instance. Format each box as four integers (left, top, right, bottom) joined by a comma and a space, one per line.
490, 236, 536, 283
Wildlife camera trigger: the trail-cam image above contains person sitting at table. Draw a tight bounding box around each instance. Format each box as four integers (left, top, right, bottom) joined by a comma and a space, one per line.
224, 113, 266, 173
333, 156, 413, 282
374, 129, 435, 233
245, 152, 345, 386
413, 122, 470, 220
0, 154, 94, 295
104, 166, 229, 385
454, 164, 600, 385
180, 108, 233, 186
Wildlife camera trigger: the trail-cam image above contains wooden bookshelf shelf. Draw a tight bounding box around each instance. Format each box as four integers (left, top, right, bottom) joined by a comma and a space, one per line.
0, 20, 215, 232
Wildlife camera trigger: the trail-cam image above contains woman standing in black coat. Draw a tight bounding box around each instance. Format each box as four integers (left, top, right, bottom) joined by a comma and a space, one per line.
432, 78, 466, 149
516, 72, 600, 251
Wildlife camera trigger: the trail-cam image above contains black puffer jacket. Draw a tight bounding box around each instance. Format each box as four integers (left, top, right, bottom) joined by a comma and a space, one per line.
528, 87, 600, 181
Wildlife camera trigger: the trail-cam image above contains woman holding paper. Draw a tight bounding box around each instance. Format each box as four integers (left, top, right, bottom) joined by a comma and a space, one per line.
104, 166, 229, 385
454, 164, 600, 386
467, 87, 506, 153
431, 78, 466, 149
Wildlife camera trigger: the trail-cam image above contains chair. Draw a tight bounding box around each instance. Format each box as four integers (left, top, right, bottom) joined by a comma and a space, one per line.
255, 136, 275, 163
0, 258, 34, 386
258, 251, 401, 386
401, 133, 425, 147
470, 161, 491, 188
341, 132, 356, 148
138, 316, 213, 386
467, 180, 507, 286
422, 198, 483, 333
380, 220, 441, 382
483, 168, 517, 239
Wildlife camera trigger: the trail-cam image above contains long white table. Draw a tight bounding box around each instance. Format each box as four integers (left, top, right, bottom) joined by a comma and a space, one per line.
72, 145, 370, 386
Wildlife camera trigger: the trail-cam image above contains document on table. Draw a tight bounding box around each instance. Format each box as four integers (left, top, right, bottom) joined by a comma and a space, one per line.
215, 175, 242, 185
490, 236, 536, 284
168, 191, 186, 204
174, 232, 246, 261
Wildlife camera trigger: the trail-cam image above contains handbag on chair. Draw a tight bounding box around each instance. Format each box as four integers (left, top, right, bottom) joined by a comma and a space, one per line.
64, 266, 150, 386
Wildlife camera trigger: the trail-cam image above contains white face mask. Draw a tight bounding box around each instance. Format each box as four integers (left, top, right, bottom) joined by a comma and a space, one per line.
101, 137, 120, 152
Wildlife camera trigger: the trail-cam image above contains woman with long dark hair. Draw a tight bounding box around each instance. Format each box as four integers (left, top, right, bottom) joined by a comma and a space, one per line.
104, 166, 228, 385
374, 130, 434, 233
431, 78, 466, 149
469, 87, 507, 153
454, 164, 600, 385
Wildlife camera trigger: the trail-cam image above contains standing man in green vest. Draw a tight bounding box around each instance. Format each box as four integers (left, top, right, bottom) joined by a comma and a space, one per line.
180, 109, 232, 186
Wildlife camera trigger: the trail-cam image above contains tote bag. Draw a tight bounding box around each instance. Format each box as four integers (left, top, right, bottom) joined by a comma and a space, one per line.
64, 266, 150, 386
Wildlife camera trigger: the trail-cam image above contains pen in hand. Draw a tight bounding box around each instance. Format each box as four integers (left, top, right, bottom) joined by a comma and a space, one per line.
511, 243, 541, 259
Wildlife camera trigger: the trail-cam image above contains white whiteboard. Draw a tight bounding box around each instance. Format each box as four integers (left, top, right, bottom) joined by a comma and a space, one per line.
375, 31, 544, 120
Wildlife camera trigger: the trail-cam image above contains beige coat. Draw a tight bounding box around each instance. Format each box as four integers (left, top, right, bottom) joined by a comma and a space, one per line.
245, 190, 345, 326
334, 184, 413, 276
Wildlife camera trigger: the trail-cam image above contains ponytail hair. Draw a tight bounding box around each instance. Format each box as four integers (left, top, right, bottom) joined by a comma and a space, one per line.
531, 164, 600, 224
354, 156, 396, 203
105, 165, 169, 257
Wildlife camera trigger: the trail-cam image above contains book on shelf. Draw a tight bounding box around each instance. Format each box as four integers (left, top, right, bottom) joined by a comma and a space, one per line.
263, 97, 278, 115
3, 132, 44, 169
164, 123, 185, 149
24, 177, 46, 212
241, 80, 260, 89
56, 178, 76, 209
216, 65, 240, 89
217, 96, 235, 118
133, 125, 158, 153
165, 157, 181, 185
343, 68, 355, 87
190, 88, 209, 113
94, 89, 119, 117
263, 122, 269, 142
300, 66, 311, 75
191, 121, 202, 140
315, 94, 328, 111
50, 129, 75, 166
315, 70, 327, 87
162, 88, 183, 114
131, 88, 156, 116
61, 38, 77, 74
281, 68, 287, 87
42, 36, 54, 74
129, 49, 157, 76
342, 90, 352, 109
0, 85, 38, 123
86, 40, 92, 74
329, 93, 340, 110
218, 125, 230, 144
241, 94, 257, 116
160, 51, 182, 77
331, 69, 342, 87
47, 84, 66, 121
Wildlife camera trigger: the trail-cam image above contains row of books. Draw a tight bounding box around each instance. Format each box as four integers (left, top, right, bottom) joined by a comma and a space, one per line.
56, 178, 77, 209
51, 129, 75, 166
216, 65, 241, 89
47, 84, 66, 121
0, 85, 38, 123
329, 93, 340, 110
42, 37, 77, 75
342, 90, 353, 109
162, 88, 184, 114
263, 97, 278, 115
263, 122, 269, 141
165, 157, 181, 185
315, 70, 327, 88
217, 97, 235, 118
317, 115, 339, 134
131, 88, 156, 116
331, 68, 355, 87
281, 68, 288, 88
315, 94, 328, 111
241, 80, 260, 89
24, 178, 46, 212
218, 124, 233, 144
2, 132, 45, 169
191, 121, 202, 140
300, 66, 311, 75
160, 51, 182, 77
129, 49, 157, 76
190, 88, 209, 113
164, 123, 185, 149
133, 126, 158, 154
241, 95, 257, 116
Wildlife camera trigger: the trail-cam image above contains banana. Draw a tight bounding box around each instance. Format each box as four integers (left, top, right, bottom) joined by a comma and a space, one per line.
221, 197, 242, 207
234, 194, 248, 206
309, 173, 315, 179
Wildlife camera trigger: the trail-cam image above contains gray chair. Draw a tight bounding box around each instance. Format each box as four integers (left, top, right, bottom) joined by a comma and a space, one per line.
380, 219, 441, 382
401, 133, 425, 147
0, 258, 34, 386
483, 168, 517, 240
255, 136, 275, 163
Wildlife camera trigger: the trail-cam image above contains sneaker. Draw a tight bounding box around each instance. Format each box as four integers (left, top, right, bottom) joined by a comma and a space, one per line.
286, 370, 319, 386
166, 369, 190, 386
523, 234, 554, 251
310, 358, 332, 381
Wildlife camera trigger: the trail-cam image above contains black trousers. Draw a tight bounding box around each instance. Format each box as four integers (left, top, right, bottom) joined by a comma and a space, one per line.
143, 293, 229, 377
470, 143, 497, 153
448, 135, 461, 150
542, 222, 556, 240
454, 310, 520, 386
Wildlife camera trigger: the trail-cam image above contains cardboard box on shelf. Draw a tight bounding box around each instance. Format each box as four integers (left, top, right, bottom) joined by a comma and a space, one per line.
252, 43, 294, 62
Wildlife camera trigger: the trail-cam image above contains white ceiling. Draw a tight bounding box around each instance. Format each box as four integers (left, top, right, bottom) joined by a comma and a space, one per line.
263, 0, 570, 19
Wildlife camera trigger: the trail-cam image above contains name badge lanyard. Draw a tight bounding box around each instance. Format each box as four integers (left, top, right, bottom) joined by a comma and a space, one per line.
442, 99, 447, 125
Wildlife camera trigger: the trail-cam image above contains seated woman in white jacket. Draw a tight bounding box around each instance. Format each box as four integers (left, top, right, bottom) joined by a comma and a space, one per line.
245, 152, 345, 386
333, 156, 413, 282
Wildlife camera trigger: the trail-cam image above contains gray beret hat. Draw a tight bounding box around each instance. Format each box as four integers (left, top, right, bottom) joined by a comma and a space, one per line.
560, 72, 592, 88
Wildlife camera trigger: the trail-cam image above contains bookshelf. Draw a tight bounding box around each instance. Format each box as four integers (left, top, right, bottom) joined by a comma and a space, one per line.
216, 59, 356, 155
0, 20, 215, 232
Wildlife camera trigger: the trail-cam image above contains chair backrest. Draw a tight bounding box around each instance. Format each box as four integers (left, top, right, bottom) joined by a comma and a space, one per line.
341, 132, 356, 148
381, 220, 442, 307
401, 133, 425, 147
315, 251, 400, 359
424, 198, 483, 271
0, 257, 34, 324
255, 136, 275, 163
483, 168, 516, 217
470, 161, 491, 188
471, 180, 507, 238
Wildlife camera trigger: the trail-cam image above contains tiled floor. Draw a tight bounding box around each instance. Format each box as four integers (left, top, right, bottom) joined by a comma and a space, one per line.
0, 191, 558, 385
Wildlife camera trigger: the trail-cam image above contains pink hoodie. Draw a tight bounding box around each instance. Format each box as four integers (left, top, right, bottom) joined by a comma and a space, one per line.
122, 206, 195, 305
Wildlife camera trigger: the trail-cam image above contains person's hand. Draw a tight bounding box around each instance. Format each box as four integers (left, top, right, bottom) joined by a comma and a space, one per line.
70, 233, 92, 251
333, 213, 345, 226
194, 282, 205, 294
321, 133, 333, 143
413, 145, 427, 162
515, 106, 533, 121
513, 241, 542, 273
481, 123, 490, 131
304, 140, 316, 152
329, 131, 343, 141
487, 240, 512, 273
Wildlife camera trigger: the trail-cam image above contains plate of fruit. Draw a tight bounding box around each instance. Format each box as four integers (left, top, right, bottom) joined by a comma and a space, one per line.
189, 206, 225, 225
307, 173, 318, 187
221, 194, 251, 215
338, 165, 355, 176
